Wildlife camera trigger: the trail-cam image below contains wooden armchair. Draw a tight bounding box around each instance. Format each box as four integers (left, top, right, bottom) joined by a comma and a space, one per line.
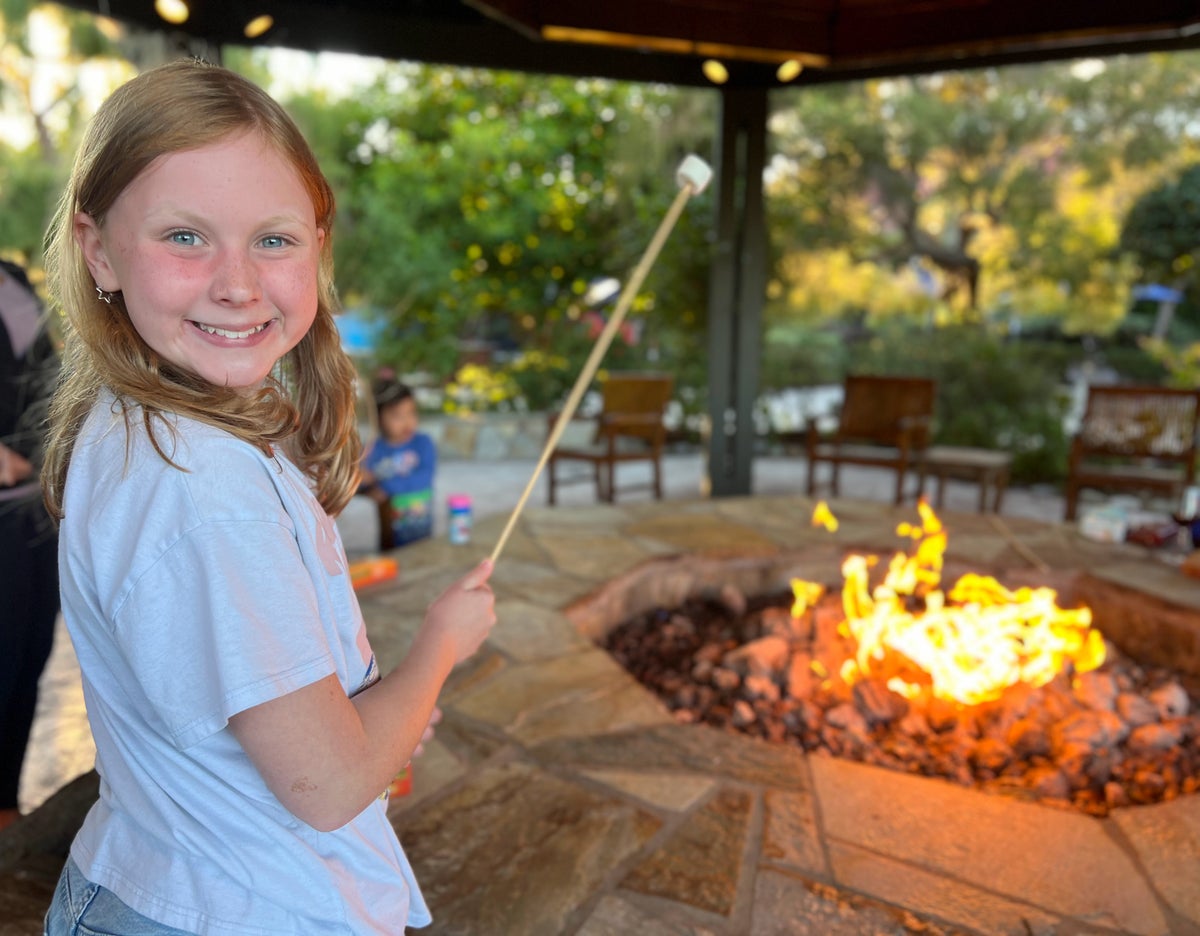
805, 375, 936, 505
548, 372, 674, 505
1064, 384, 1199, 521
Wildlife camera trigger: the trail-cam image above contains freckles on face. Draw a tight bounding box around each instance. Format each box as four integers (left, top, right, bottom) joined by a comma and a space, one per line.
93, 132, 324, 390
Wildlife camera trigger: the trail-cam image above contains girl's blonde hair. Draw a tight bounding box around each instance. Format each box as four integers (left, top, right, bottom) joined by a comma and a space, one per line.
42, 58, 361, 519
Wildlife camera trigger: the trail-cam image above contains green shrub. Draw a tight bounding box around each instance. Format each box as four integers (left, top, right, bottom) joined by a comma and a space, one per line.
443, 363, 519, 414
761, 324, 849, 390
505, 350, 575, 412
1101, 343, 1170, 384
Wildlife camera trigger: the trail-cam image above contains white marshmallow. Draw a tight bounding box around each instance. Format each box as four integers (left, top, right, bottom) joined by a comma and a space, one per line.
676, 154, 713, 195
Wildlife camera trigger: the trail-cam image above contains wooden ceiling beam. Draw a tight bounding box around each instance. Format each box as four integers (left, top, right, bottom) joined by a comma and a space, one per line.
50, 0, 1200, 88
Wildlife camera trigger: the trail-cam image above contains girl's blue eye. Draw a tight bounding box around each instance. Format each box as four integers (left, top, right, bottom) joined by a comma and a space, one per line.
169, 230, 198, 246
260, 235, 288, 249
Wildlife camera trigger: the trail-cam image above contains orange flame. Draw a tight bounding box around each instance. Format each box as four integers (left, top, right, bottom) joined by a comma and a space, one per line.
812, 500, 839, 532
790, 579, 825, 618
794, 500, 1105, 706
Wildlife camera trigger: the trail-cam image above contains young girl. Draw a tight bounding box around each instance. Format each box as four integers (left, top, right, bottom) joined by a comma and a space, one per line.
40, 59, 495, 935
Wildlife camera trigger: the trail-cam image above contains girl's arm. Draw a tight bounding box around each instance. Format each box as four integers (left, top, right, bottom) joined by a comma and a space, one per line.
228, 559, 494, 832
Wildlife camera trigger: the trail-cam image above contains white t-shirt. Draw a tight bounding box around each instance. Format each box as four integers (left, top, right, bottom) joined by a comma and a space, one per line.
60, 392, 430, 935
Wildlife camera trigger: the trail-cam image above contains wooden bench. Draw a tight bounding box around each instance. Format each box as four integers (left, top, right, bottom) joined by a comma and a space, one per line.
1064, 384, 1200, 521
805, 375, 936, 505
919, 445, 1012, 513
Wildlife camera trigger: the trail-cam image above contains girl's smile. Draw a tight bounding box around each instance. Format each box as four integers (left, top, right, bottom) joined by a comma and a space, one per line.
193, 320, 271, 340
75, 131, 324, 390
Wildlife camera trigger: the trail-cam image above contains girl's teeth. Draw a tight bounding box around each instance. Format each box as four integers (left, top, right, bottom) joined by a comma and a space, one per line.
197, 322, 267, 339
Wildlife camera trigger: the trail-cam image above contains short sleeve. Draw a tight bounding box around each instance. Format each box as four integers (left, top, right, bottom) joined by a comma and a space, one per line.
114, 517, 336, 750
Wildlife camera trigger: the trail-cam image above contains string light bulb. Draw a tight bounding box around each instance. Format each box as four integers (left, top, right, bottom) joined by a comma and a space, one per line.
154, 0, 189, 25
702, 59, 729, 85
243, 14, 274, 38
776, 59, 804, 82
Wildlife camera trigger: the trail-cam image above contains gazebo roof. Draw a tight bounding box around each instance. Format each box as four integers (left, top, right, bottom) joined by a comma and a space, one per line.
57, 0, 1200, 87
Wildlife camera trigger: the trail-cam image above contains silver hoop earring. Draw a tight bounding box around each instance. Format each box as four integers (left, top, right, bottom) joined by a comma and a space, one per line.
95, 285, 114, 305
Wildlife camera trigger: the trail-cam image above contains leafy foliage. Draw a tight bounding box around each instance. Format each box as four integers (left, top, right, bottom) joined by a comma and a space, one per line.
1117, 164, 1200, 385
767, 54, 1200, 336
0, 145, 57, 258
280, 64, 716, 390
0, 2, 129, 265
1119, 163, 1200, 300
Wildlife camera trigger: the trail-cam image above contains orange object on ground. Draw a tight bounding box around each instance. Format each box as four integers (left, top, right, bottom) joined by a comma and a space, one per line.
387, 766, 412, 798
349, 556, 398, 591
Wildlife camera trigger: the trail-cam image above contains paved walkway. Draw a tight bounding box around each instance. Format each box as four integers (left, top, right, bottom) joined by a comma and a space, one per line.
12, 456, 1200, 935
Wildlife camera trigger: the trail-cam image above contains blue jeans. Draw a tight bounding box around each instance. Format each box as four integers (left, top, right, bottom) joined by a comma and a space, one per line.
44, 857, 195, 935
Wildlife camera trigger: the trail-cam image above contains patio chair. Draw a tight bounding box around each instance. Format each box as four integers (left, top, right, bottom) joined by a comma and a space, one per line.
805, 374, 936, 505
1064, 384, 1200, 521
548, 372, 674, 505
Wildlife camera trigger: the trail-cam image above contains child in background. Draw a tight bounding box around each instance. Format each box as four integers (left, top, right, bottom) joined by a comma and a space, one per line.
361, 379, 437, 548
40, 59, 494, 935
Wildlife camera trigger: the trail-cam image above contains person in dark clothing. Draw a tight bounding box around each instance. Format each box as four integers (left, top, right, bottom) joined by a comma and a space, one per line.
0, 257, 59, 831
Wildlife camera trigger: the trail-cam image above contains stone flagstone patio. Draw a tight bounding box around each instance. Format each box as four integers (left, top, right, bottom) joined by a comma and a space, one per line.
370, 495, 1200, 936
3, 493, 1199, 935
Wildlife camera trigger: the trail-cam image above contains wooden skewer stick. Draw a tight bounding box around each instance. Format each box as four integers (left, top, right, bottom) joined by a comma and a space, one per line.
987, 514, 1051, 574
489, 155, 713, 564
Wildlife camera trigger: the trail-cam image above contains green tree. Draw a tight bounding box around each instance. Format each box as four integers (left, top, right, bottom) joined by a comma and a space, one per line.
0, 145, 58, 258
767, 53, 1200, 335
1120, 163, 1200, 297
278, 63, 715, 392
0, 1, 128, 263
1120, 164, 1200, 385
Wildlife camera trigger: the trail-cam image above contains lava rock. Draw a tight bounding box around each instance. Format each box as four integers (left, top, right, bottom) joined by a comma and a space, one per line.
744, 674, 782, 702
785, 653, 814, 700
1073, 671, 1118, 712
825, 702, 869, 737
1007, 719, 1051, 758
1027, 765, 1071, 800
732, 699, 757, 727
1104, 781, 1130, 809
723, 635, 789, 677
1115, 692, 1159, 728
1051, 709, 1128, 752
970, 737, 1013, 773
1149, 682, 1190, 720
717, 582, 748, 617
1127, 721, 1186, 755
711, 667, 742, 692
926, 697, 960, 733
853, 679, 908, 726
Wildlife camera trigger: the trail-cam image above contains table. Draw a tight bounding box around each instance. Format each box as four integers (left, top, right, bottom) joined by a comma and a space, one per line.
921, 445, 1013, 513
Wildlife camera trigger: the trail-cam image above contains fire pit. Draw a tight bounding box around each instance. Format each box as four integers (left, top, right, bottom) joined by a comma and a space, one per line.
409, 494, 1200, 932
595, 502, 1200, 816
